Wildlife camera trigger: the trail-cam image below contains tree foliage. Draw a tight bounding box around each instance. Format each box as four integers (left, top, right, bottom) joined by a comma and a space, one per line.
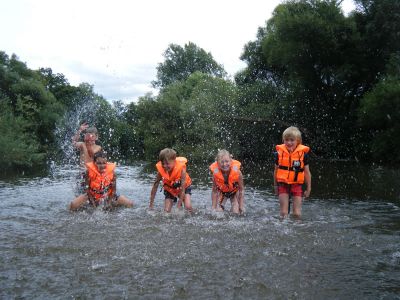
2, 0, 399, 172
152, 42, 227, 88
359, 67, 400, 163
236, 0, 399, 161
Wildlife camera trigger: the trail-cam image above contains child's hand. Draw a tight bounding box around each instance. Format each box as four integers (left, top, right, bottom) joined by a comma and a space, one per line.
304, 189, 311, 198
274, 185, 278, 196
79, 123, 89, 131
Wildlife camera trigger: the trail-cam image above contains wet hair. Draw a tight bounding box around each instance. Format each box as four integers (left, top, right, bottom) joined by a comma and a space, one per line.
93, 151, 107, 162
84, 127, 98, 134
159, 148, 176, 162
216, 149, 232, 162
282, 126, 302, 143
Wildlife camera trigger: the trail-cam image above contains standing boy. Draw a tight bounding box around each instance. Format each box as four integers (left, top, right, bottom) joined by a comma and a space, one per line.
274, 126, 312, 218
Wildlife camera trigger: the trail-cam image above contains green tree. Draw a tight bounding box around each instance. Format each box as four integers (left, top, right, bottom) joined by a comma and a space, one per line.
133, 92, 183, 160
238, 0, 367, 158
359, 62, 400, 163
152, 42, 227, 88
36, 67, 82, 110
177, 72, 239, 162
0, 100, 44, 171
353, 0, 400, 88
0, 52, 65, 169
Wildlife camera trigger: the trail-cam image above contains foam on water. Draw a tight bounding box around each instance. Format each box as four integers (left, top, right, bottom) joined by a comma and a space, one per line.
1, 164, 400, 299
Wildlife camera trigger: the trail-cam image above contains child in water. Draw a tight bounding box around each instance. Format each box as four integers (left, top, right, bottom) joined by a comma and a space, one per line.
69, 151, 133, 210
72, 123, 102, 195
210, 149, 245, 214
274, 126, 311, 218
149, 148, 193, 213
72, 122, 102, 167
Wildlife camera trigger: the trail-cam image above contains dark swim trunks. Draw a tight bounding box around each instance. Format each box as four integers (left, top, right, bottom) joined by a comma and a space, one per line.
164, 186, 192, 202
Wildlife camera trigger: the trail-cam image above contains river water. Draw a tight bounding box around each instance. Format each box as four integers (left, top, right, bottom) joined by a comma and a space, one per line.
1, 161, 399, 299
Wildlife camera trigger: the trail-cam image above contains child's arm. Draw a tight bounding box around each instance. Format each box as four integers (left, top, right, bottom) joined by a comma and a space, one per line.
177, 169, 187, 208
106, 172, 117, 206
273, 165, 279, 195
149, 173, 162, 209
86, 171, 96, 206
303, 165, 312, 198
72, 123, 88, 148
211, 181, 219, 210
273, 151, 279, 195
238, 172, 245, 214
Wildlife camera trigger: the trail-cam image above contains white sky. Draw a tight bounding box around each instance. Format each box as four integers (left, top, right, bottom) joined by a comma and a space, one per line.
1, 0, 356, 103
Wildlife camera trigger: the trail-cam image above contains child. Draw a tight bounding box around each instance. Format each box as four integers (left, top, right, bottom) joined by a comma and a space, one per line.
149, 148, 193, 213
72, 123, 102, 195
72, 122, 102, 167
274, 126, 311, 218
209, 149, 245, 214
69, 151, 133, 210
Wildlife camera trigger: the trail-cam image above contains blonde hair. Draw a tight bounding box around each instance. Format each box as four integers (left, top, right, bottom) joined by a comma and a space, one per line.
282, 126, 302, 143
216, 149, 232, 162
159, 148, 177, 162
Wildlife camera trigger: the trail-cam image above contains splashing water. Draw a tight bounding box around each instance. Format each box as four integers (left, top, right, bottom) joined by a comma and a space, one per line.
1, 162, 400, 299
54, 96, 101, 165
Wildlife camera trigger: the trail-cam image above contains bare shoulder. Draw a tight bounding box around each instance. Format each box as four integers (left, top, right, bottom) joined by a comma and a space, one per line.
93, 144, 102, 152
74, 141, 85, 149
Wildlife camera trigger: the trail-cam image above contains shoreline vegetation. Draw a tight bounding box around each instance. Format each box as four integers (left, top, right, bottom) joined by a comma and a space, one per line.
1, 0, 399, 174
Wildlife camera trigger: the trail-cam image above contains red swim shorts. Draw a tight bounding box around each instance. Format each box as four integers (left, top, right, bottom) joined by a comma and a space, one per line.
278, 183, 303, 197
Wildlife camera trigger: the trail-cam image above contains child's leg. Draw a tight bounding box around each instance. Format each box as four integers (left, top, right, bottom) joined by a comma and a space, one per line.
292, 196, 302, 218
115, 195, 133, 208
279, 193, 290, 218
177, 198, 183, 209
217, 193, 227, 211
230, 193, 240, 214
164, 198, 173, 212
183, 194, 193, 212
69, 194, 88, 210
238, 194, 245, 214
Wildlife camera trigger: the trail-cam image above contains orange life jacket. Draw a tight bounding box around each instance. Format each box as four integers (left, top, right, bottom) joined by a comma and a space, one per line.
209, 159, 241, 193
156, 157, 192, 197
86, 162, 115, 201
275, 144, 310, 184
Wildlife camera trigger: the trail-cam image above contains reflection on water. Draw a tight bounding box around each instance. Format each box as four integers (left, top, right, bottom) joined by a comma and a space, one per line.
0, 162, 399, 299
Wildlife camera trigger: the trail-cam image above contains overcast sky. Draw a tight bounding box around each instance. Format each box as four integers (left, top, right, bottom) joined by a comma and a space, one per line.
1, 0, 356, 103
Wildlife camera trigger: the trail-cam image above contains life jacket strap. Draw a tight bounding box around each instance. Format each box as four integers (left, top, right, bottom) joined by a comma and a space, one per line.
278, 165, 304, 172
90, 186, 110, 195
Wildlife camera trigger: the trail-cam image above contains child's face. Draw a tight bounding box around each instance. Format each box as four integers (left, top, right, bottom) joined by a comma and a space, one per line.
218, 155, 231, 172
95, 157, 107, 173
162, 159, 175, 173
284, 137, 298, 152
84, 132, 97, 142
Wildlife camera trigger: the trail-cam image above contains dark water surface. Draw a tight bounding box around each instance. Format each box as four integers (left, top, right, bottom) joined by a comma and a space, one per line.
1, 162, 399, 299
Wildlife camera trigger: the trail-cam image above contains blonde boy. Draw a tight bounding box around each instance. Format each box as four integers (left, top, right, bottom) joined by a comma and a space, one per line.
274, 126, 311, 218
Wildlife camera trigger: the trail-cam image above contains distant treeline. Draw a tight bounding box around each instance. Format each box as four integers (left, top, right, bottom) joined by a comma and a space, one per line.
1, 0, 399, 172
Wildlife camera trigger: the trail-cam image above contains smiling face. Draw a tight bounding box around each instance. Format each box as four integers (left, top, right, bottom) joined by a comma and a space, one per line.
84, 132, 97, 143
94, 156, 107, 173
283, 137, 299, 153
218, 154, 232, 172
162, 159, 176, 173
